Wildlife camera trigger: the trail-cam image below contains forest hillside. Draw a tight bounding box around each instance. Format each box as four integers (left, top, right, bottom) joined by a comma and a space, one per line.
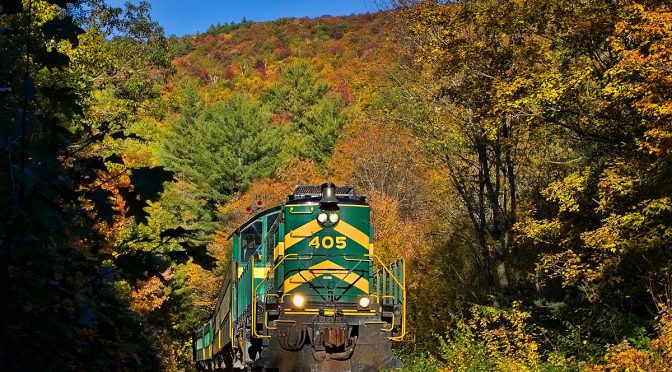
1, 0, 671, 371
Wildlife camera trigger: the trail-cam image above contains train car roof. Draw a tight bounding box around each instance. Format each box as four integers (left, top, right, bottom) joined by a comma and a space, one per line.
228, 184, 366, 239
228, 205, 282, 239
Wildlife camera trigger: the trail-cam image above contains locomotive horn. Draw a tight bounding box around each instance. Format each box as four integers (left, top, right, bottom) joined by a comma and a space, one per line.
320, 183, 339, 206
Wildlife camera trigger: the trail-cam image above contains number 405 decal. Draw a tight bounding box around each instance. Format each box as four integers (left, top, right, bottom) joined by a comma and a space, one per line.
309, 236, 346, 249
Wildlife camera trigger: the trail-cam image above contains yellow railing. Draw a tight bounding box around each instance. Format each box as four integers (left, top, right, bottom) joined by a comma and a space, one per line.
369, 253, 406, 341
251, 254, 298, 338
250, 253, 405, 341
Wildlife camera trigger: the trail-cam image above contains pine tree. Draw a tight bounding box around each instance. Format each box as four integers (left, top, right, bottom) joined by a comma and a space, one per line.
159, 91, 281, 230
262, 62, 347, 165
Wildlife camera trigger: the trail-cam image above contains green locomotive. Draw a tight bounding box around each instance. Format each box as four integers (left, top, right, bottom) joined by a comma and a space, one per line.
193, 184, 405, 371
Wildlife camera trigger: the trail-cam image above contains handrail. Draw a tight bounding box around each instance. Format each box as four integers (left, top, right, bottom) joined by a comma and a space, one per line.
369, 254, 406, 341
289, 206, 314, 214
251, 254, 298, 338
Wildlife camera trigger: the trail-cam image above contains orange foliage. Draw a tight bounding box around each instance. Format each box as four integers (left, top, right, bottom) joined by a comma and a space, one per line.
187, 263, 222, 308
368, 189, 423, 265
217, 159, 324, 239
130, 274, 169, 315
586, 306, 672, 371
328, 120, 436, 267
611, 2, 672, 155
173, 56, 190, 68
329, 120, 429, 214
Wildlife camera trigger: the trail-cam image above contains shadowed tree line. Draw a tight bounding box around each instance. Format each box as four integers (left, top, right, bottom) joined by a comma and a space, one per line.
0, 1, 215, 369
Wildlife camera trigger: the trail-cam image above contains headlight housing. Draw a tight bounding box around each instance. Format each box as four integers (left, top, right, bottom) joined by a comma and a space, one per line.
328, 212, 340, 224
291, 294, 305, 308
358, 296, 371, 309
317, 212, 328, 223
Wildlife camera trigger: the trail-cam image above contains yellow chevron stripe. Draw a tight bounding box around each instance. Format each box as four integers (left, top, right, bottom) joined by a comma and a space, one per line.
283, 260, 369, 293
333, 271, 370, 293
284, 260, 342, 292
253, 267, 269, 278
273, 242, 285, 259
284, 219, 322, 250
333, 220, 370, 250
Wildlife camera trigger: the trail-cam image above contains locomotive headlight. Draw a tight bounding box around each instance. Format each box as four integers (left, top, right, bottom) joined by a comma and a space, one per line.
291, 294, 305, 308
328, 213, 340, 224
317, 212, 328, 224
358, 296, 371, 309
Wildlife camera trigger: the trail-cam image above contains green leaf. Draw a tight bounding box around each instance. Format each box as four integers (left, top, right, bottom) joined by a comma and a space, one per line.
87, 188, 115, 225
110, 131, 145, 140
104, 154, 124, 165
120, 167, 173, 224
40, 87, 83, 118
179, 242, 217, 270
43, 0, 78, 8
34, 48, 70, 69
129, 166, 173, 200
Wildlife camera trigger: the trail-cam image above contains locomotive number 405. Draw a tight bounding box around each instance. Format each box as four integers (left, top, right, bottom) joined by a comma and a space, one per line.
309, 236, 346, 249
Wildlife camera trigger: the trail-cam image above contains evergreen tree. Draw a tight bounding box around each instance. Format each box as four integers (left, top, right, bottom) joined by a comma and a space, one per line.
262, 61, 330, 119
160, 92, 281, 229
298, 96, 347, 165
262, 62, 347, 165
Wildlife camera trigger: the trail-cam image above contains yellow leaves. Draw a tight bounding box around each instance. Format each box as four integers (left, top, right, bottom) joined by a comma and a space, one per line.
607, 2, 672, 155
368, 189, 424, 264
542, 167, 591, 213
596, 161, 638, 213
465, 302, 541, 368
187, 262, 220, 307
581, 221, 622, 253
32, 0, 60, 25
581, 197, 672, 255
515, 214, 562, 245
431, 300, 560, 371
537, 250, 601, 295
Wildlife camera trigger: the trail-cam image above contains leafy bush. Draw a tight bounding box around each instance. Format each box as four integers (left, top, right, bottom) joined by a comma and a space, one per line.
402, 302, 578, 372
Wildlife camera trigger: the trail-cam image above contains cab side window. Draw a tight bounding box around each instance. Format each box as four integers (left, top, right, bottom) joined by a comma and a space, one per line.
240, 221, 262, 262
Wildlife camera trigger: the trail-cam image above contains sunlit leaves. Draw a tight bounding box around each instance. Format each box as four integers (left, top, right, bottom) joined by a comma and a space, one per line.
542, 167, 592, 214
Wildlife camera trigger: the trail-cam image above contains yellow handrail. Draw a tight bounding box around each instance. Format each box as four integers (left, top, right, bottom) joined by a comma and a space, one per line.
369, 254, 406, 341
251, 254, 298, 338
289, 206, 314, 214
251, 253, 405, 341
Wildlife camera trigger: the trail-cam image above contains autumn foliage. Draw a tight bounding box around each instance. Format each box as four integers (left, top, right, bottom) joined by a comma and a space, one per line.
4, 0, 672, 370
